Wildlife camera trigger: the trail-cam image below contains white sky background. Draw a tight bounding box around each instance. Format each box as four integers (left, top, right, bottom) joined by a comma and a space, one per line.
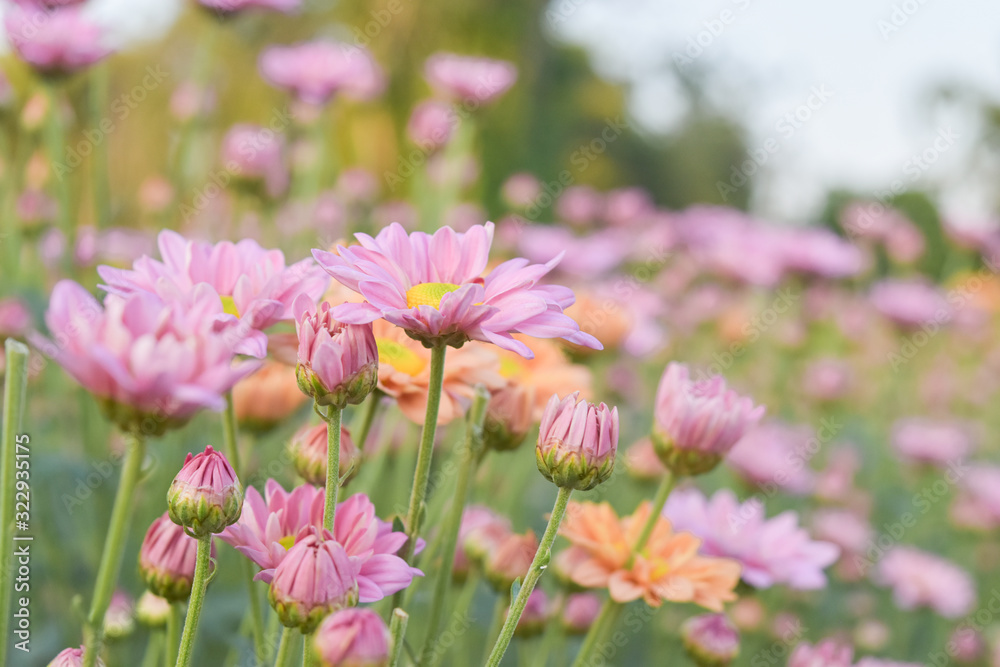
3, 0, 999, 225
549, 0, 1000, 226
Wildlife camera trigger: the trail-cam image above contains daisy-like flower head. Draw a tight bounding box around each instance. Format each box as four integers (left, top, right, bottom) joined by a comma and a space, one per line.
221, 481, 422, 603
313, 222, 602, 358
99, 230, 329, 358
557, 501, 741, 611
663, 488, 839, 590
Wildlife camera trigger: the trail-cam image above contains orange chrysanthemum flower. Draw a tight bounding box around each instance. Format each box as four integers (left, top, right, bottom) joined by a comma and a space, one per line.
495, 334, 592, 421
557, 501, 741, 611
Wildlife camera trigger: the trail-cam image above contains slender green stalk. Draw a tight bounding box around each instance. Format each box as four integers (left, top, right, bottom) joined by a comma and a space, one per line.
480, 596, 508, 667
402, 344, 447, 560
420, 387, 488, 662
273, 627, 296, 667
89, 63, 111, 230
0, 340, 29, 663
174, 536, 213, 667
42, 82, 73, 274
485, 486, 573, 667
221, 392, 241, 474
82, 432, 147, 667
302, 631, 317, 667
629, 471, 676, 561
165, 603, 181, 667
533, 595, 567, 667
322, 406, 342, 530
570, 599, 621, 667
139, 629, 163, 667
388, 608, 409, 667
352, 390, 382, 454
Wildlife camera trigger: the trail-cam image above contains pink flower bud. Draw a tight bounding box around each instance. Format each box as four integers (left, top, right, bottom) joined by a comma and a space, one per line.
652, 363, 763, 476
287, 421, 359, 486
268, 529, 360, 632
512, 589, 549, 638
167, 446, 243, 536
562, 593, 601, 634
484, 383, 536, 452
535, 392, 618, 490
423, 53, 517, 105
294, 296, 378, 409
139, 513, 216, 602
48, 646, 104, 667
681, 614, 740, 667
136, 591, 172, 627
313, 608, 391, 667
407, 100, 454, 150
788, 640, 853, 667
486, 530, 537, 591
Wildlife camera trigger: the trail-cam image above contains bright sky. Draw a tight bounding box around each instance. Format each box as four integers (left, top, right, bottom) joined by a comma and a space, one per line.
551, 0, 1000, 225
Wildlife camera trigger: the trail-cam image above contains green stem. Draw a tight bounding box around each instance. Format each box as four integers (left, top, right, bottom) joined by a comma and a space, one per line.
480, 596, 508, 667
302, 630, 317, 667
533, 596, 567, 667
139, 628, 163, 667
420, 387, 488, 663
0, 340, 29, 663
322, 406, 342, 530
174, 536, 213, 667
485, 486, 574, 667
402, 344, 447, 560
89, 63, 111, 230
221, 392, 241, 475
273, 627, 296, 667
82, 432, 147, 667
388, 608, 409, 667
570, 599, 621, 667
628, 471, 676, 563
165, 603, 181, 667
42, 82, 73, 275
243, 563, 267, 665
352, 390, 382, 454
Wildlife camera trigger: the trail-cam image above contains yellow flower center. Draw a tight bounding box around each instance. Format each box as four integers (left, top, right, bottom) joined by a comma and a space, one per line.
278, 535, 296, 551
648, 557, 671, 580
405, 282, 462, 309
499, 357, 524, 379
220, 295, 241, 318
377, 339, 426, 376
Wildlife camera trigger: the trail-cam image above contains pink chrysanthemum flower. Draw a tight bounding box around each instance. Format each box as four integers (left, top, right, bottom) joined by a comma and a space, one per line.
48, 645, 105, 667
98, 230, 328, 358
788, 640, 853, 667
312, 222, 601, 357
5, 5, 112, 75
221, 481, 421, 602
875, 546, 976, 618
423, 52, 518, 104
313, 608, 392, 667
259, 40, 385, 106
31, 281, 259, 435
664, 488, 839, 590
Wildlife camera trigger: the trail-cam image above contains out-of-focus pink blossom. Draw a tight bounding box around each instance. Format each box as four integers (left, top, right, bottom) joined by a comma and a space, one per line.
869, 279, 950, 329
407, 99, 455, 149
727, 422, 817, 495
788, 639, 853, 667
891, 417, 972, 466
5, 5, 111, 74
951, 465, 1000, 530
501, 173, 541, 209
220, 123, 289, 198
424, 52, 517, 104
198, 0, 300, 13
556, 186, 604, 227
875, 546, 976, 618
801, 358, 853, 402
811, 509, 873, 556
260, 41, 384, 105
603, 187, 654, 227
0, 298, 31, 339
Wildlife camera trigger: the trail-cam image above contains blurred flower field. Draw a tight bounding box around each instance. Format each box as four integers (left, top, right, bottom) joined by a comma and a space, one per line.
2, 1, 1000, 667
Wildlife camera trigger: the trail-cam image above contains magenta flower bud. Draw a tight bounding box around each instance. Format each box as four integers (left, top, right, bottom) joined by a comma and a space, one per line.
287, 421, 359, 486
139, 513, 216, 602
167, 446, 243, 537
294, 296, 378, 409
48, 646, 104, 667
535, 392, 618, 491
268, 529, 360, 632
512, 589, 549, 638
313, 608, 391, 667
103, 590, 135, 639
651, 363, 764, 476
681, 614, 740, 667
562, 593, 602, 635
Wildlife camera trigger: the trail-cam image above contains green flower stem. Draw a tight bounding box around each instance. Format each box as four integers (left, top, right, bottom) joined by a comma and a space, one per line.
388, 608, 409, 667
628, 471, 677, 563
82, 431, 147, 667
0, 340, 29, 663
165, 604, 181, 667
89, 63, 111, 230
570, 598, 622, 667
174, 535, 213, 667
352, 389, 382, 453
140, 628, 163, 667
322, 405, 343, 530
220, 393, 267, 663
302, 630, 316, 667
485, 486, 574, 667
42, 82, 74, 275
533, 595, 567, 667
401, 344, 447, 560
480, 595, 509, 667
273, 627, 296, 667
420, 387, 488, 663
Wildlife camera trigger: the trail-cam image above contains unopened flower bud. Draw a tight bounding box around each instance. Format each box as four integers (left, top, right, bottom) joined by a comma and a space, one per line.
135, 591, 172, 627
167, 445, 243, 537
139, 513, 216, 602
314, 608, 391, 667
536, 392, 618, 491
681, 614, 740, 667
486, 530, 537, 592
484, 383, 535, 452
287, 421, 359, 486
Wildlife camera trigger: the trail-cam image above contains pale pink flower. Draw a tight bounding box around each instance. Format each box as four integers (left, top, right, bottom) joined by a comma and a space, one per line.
424, 52, 517, 104
603, 187, 654, 227
221, 482, 421, 602
664, 488, 838, 590
951, 465, 1000, 530
313, 222, 601, 357
455, 505, 511, 575
0, 298, 31, 339
870, 279, 950, 328
259, 41, 384, 105
810, 509, 873, 556
726, 422, 816, 495
139, 513, 217, 601
407, 99, 455, 149
652, 362, 764, 475
99, 230, 328, 358
814, 446, 861, 503
680, 614, 740, 666
801, 358, 853, 401
501, 173, 541, 209
891, 417, 972, 466
5, 5, 111, 74
48, 646, 104, 667
556, 186, 604, 227
562, 593, 602, 634
220, 123, 289, 197
788, 640, 853, 667
32, 282, 259, 435
875, 547, 976, 618
313, 608, 391, 667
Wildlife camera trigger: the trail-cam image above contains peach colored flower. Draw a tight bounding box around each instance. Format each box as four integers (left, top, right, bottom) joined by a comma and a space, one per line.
494, 335, 592, 421
557, 501, 741, 611
373, 320, 503, 425
233, 360, 309, 430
